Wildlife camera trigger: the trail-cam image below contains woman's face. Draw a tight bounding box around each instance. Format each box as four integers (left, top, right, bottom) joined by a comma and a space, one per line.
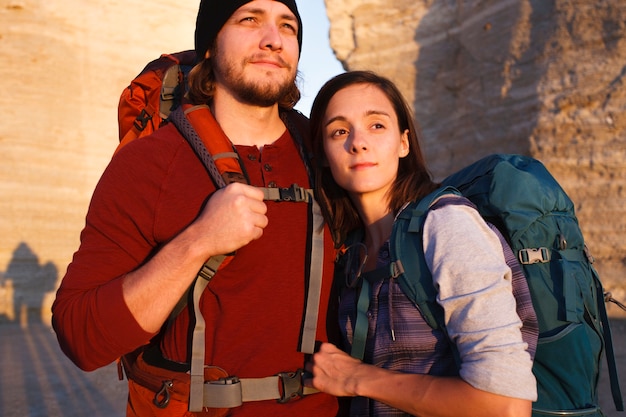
322, 83, 409, 202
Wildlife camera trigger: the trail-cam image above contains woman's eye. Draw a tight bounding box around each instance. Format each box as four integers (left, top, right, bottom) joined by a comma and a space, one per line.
330, 128, 348, 138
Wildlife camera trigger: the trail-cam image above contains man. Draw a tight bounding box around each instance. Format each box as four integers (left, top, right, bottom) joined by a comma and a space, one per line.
52, 1, 339, 416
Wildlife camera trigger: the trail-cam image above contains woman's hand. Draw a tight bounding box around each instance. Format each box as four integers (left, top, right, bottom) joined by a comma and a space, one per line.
304, 342, 366, 397
304, 342, 532, 417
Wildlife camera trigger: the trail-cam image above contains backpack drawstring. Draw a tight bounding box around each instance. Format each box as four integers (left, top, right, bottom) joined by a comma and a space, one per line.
388, 277, 397, 342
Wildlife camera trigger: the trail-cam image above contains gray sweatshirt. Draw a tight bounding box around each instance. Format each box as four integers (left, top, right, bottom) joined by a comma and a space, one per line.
423, 203, 538, 401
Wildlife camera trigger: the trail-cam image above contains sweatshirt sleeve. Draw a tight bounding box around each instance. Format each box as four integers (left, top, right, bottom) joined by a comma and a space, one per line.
51, 134, 184, 371
423, 203, 537, 401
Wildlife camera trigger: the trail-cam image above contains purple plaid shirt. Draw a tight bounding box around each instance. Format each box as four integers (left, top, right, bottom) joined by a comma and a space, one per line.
337, 197, 538, 416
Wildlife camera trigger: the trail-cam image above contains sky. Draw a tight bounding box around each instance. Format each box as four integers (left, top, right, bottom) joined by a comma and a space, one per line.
293, 0, 345, 116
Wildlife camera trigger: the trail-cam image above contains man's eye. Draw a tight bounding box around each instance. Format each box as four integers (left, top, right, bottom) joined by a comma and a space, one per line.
281, 23, 297, 34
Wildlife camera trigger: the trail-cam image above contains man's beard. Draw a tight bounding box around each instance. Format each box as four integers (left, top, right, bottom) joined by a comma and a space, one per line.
233, 76, 293, 107
213, 52, 295, 107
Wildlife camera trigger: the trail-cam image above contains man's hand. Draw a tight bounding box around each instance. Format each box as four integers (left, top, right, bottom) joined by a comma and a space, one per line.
193, 182, 269, 256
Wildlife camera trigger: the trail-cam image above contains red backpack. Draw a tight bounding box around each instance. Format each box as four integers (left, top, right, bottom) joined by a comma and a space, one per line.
117, 50, 197, 152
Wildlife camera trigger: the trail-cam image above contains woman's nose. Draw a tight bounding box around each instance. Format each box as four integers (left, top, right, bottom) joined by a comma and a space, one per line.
349, 131, 368, 153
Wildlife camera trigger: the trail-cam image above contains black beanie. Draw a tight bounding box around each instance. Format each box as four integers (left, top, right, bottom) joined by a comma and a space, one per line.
194, 0, 303, 61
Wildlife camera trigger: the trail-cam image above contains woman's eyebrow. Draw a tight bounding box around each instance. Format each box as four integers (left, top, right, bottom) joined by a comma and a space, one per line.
325, 110, 391, 127
325, 115, 348, 127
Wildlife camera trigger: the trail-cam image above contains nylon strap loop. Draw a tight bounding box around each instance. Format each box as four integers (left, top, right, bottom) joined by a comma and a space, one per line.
189, 277, 211, 412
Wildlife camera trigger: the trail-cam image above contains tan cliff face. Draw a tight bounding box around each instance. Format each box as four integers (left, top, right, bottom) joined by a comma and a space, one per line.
0, 0, 624, 324
0, 0, 196, 324
325, 0, 626, 315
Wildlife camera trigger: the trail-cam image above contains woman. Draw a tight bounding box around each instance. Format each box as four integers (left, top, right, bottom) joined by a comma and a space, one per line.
304, 71, 537, 417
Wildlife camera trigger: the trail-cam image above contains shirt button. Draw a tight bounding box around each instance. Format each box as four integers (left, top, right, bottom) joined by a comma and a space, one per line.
268, 181, 278, 188
264, 164, 272, 172
247, 154, 257, 161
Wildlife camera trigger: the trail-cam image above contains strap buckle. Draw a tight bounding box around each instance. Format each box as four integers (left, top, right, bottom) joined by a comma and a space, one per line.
197, 254, 227, 281
280, 184, 308, 202
277, 370, 304, 403
518, 247, 551, 264
263, 184, 310, 202
133, 108, 153, 132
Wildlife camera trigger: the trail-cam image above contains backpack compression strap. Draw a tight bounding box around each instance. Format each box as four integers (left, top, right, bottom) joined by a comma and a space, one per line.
169, 106, 325, 411
596, 270, 625, 411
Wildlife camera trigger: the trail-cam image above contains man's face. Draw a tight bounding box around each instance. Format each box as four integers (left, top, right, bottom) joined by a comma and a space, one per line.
210, 0, 300, 107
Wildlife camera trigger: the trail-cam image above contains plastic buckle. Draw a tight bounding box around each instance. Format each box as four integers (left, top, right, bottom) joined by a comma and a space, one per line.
518, 247, 551, 265
197, 255, 227, 281
210, 376, 240, 385
277, 370, 304, 403
278, 184, 308, 202
134, 108, 153, 132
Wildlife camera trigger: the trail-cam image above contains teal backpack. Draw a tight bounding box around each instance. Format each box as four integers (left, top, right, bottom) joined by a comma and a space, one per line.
369, 154, 623, 416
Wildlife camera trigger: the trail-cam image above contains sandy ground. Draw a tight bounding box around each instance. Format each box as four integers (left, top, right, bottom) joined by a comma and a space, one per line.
0, 320, 625, 417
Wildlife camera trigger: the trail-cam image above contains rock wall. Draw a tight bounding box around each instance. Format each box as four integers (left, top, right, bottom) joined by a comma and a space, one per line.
0, 0, 196, 324
0, 0, 624, 324
325, 0, 626, 316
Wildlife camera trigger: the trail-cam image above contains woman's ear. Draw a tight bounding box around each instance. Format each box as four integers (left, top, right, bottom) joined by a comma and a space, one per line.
399, 129, 410, 158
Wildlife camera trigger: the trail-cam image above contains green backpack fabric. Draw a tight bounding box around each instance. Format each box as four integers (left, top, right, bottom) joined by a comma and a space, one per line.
388, 154, 623, 416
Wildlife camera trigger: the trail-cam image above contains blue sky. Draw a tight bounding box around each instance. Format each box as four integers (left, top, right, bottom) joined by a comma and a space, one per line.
294, 0, 345, 116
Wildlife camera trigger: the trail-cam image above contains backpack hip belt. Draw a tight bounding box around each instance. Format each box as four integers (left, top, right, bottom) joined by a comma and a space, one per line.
120, 349, 318, 410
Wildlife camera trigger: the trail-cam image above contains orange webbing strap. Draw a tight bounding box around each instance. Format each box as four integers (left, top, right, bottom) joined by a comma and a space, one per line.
182, 104, 248, 186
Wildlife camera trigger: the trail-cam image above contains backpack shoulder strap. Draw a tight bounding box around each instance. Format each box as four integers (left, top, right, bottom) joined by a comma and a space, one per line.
167, 104, 325, 409
595, 267, 625, 411
391, 186, 460, 330
347, 187, 460, 360
172, 104, 247, 187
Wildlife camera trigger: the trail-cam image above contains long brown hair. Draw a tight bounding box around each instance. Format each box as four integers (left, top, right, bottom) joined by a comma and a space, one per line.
310, 70, 439, 244
187, 43, 301, 109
